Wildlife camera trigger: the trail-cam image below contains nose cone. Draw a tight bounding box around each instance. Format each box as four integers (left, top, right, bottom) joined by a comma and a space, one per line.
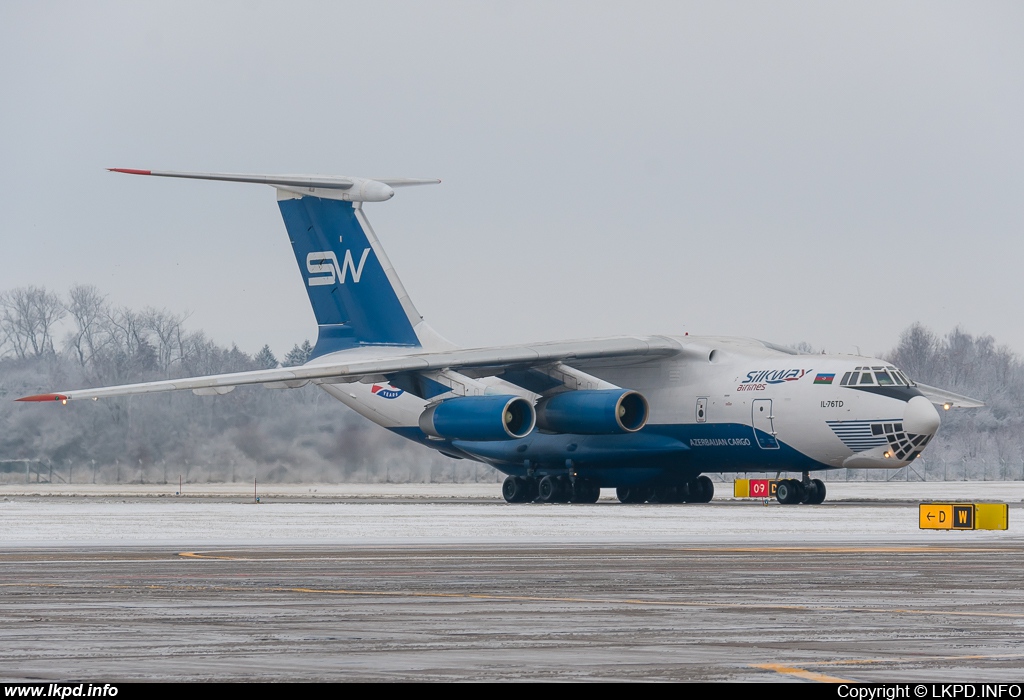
904, 395, 940, 436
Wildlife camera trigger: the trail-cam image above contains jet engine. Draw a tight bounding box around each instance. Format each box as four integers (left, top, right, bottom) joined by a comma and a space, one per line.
419, 395, 536, 441
534, 389, 649, 434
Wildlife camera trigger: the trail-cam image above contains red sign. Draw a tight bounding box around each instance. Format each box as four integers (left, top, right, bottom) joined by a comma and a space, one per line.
749, 479, 779, 498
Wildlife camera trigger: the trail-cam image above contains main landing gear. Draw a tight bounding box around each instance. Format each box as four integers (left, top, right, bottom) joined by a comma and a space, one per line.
616, 475, 714, 505
502, 474, 716, 505
775, 472, 827, 505
501, 475, 601, 504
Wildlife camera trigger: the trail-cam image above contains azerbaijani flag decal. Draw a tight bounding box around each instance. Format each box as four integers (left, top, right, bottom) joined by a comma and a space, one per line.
814, 373, 835, 385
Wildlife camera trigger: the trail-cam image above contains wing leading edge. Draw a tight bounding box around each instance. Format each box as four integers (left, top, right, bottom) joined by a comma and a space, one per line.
915, 383, 985, 409
17, 336, 682, 403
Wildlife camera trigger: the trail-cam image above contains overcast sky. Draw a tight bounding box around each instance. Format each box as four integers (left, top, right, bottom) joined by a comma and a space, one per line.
2, 2, 1022, 361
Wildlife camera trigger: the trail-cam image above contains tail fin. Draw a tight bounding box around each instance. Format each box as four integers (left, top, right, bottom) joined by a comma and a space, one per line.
277, 191, 422, 356
108, 169, 445, 359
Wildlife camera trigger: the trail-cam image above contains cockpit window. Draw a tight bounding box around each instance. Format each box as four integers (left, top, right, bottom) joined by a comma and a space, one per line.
875, 371, 895, 386
841, 365, 916, 387
894, 370, 915, 386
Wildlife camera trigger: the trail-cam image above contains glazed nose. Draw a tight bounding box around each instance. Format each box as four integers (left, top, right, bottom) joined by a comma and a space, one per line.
903, 395, 940, 436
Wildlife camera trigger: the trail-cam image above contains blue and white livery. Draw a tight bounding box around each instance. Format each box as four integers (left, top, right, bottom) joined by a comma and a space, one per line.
19, 169, 983, 505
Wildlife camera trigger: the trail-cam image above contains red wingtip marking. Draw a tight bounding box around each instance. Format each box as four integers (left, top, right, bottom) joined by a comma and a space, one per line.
108, 168, 151, 175
16, 393, 69, 403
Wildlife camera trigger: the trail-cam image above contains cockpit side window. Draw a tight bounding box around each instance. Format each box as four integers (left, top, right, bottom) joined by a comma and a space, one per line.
842, 365, 916, 388
885, 368, 916, 386
875, 371, 895, 386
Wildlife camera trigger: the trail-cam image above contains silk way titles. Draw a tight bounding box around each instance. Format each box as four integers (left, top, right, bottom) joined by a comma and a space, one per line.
738, 368, 812, 392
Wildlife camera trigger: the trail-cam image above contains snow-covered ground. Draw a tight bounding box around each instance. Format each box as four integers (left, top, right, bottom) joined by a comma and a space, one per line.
2, 480, 1022, 501
0, 482, 1019, 547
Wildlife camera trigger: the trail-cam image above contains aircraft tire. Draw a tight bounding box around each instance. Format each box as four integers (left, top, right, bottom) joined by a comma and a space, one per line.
776, 479, 804, 505
800, 480, 818, 504
776, 479, 792, 504
502, 476, 533, 503
502, 476, 521, 503
616, 486, 648, 504
694, 475, 714, 503
571, 478, 600, 504
808, 478, 826, 505
538, 475, 563, 503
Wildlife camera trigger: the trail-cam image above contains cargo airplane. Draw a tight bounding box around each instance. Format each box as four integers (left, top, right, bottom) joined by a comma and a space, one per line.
18, 169, 984, 505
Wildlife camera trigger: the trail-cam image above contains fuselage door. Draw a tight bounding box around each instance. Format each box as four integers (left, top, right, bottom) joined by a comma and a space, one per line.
751, 399, 779, 449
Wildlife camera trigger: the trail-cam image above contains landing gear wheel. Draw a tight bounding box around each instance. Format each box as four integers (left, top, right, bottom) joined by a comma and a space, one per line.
502, 476, 533, 503
776, 479, 804, 505
570, 478, 601, 504
692, 475, 714, 503
616, 486, 650, 504
803, 478, 826, 505
538, 475, 564, 503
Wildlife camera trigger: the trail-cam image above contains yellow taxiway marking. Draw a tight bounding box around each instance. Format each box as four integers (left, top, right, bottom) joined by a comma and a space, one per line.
178, 552, 246, 560
750, 663, 853, 683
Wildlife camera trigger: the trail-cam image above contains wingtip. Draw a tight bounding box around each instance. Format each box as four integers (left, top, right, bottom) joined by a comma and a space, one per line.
108, 168, 151, 175
16, 393, 69, 403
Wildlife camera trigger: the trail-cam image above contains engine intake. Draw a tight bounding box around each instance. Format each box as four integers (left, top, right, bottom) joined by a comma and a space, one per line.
419, 395, 536, 441
535, 389, 649, 434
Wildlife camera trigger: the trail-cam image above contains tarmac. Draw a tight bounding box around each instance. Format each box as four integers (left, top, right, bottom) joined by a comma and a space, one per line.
0, 482, 1021, 682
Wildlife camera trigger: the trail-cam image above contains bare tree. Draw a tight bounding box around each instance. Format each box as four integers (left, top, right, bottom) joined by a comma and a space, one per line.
65, 284, 110, 366
0, 286, 66, 359
888, 323, 936, 382
143, 307, 190, 375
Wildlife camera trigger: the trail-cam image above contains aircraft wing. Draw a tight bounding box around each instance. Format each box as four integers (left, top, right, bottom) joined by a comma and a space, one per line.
915, 383, 985, 409
17, 336, 682, 403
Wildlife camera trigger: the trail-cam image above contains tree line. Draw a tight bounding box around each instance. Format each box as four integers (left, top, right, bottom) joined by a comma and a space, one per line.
0, 285, 451, 484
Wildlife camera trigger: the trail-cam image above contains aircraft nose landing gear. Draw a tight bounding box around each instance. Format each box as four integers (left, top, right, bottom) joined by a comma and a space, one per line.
775, 473, 826, 505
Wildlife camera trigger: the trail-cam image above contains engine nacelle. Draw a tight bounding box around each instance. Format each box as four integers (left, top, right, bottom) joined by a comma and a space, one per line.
419, 395, 536, 441
534, 389, 649, 434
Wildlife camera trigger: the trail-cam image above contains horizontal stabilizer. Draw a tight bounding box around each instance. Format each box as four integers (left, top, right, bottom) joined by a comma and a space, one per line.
108, 168, 440, 203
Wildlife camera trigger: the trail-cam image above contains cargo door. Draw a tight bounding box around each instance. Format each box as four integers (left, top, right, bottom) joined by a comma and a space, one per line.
751, 399, 779, 449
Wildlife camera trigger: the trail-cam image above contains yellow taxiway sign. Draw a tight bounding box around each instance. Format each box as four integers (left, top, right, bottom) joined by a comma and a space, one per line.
919, 503, 1008, 530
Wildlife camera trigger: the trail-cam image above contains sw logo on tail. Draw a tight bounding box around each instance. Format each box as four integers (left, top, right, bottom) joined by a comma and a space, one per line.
306, 249, 371, 286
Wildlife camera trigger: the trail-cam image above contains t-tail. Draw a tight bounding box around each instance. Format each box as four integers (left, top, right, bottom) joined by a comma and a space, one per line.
109, 168, 449, 358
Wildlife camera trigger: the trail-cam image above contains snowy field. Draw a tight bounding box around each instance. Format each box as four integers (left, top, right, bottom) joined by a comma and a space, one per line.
0, 482, 1019, 548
